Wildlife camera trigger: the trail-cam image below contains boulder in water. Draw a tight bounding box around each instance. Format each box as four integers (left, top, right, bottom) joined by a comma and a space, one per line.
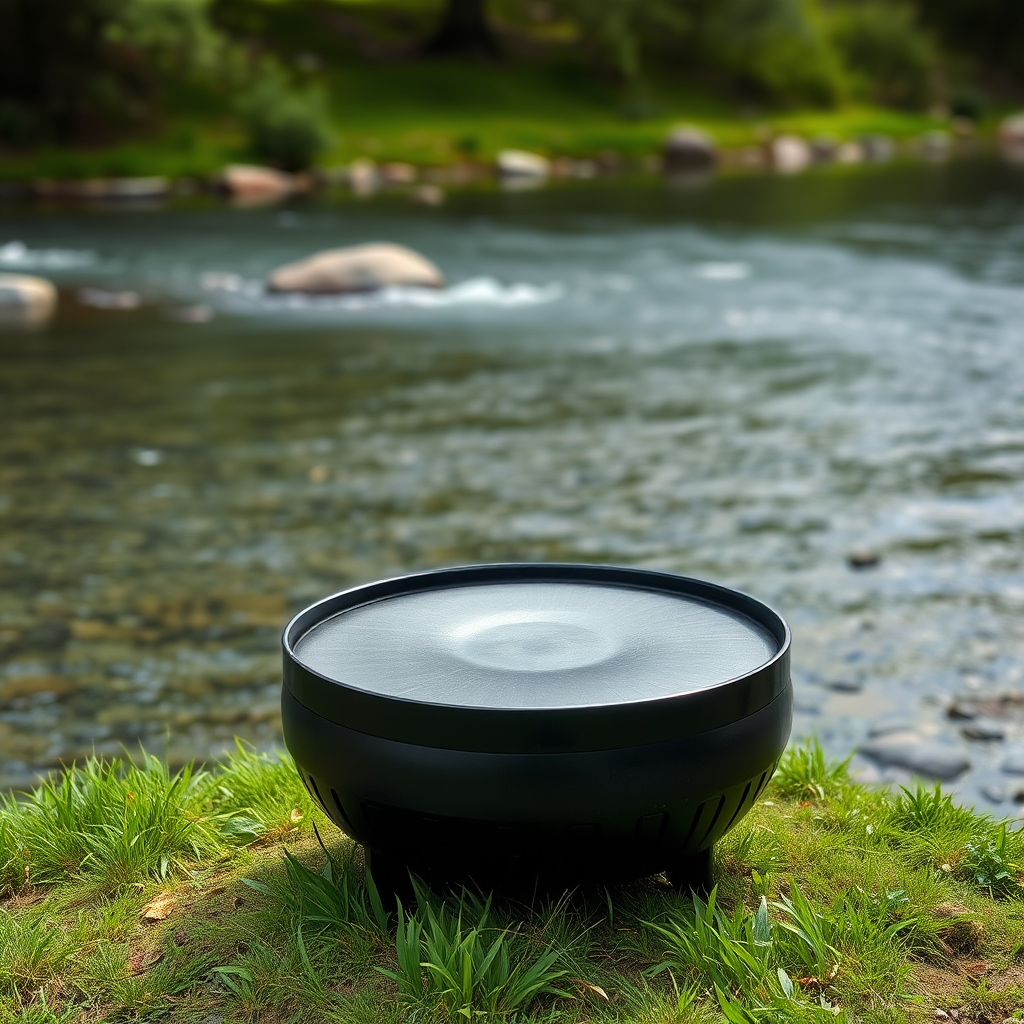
0, 273, 57, 326
267, 242, 444, 294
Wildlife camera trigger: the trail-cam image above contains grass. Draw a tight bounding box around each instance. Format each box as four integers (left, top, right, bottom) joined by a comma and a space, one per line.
1, 739, 1023, 1023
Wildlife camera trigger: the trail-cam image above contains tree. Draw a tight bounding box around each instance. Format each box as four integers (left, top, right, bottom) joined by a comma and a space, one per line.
423, 0, 499, 58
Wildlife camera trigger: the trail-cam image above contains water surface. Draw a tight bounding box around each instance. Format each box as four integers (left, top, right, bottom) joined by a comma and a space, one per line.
3, 160, 1024, 807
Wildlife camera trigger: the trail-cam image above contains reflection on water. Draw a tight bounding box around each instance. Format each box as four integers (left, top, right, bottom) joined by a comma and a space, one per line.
3, 159, 1024, 807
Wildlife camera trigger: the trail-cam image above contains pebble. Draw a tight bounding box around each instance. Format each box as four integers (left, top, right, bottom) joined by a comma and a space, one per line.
980, 780, 1007, 804
847, 548, 881, 569
960, 719, 1005, 741
867, 716, 917, 738
1001, 749, 1024, 775
827, 678, 863, 693
859, 738, 971, 780
947, 701, 977, 720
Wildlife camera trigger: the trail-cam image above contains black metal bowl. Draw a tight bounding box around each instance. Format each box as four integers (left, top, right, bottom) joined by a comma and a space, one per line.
281, 563, 791, 893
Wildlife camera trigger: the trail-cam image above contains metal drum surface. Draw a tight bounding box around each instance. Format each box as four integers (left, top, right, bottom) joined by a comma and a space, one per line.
281, 563, 792, 891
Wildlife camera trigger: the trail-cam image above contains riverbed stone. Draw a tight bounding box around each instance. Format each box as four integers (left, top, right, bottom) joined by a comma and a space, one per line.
0, 273, 57, 326
960, 719, 1005, 741
662, 127, 717, 173
267, 243, 444, 294
859, 737, 970, 779
848, 548, 881, 569
496, 150, 550, 179
867, 715, 917, 737
1001, 749, 1024, 774
827, 678, 863, 693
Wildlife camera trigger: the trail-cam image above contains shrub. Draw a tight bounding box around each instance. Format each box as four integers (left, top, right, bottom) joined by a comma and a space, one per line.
827, 2, 936, 108
237, 70, 332, 172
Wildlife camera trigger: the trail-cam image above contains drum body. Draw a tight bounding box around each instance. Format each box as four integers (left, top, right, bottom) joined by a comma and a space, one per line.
281, 563, 792, 890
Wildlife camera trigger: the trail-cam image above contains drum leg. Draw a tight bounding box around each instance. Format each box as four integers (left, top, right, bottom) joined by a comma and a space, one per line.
365, 848, 415, 909
666, 845, 714, 894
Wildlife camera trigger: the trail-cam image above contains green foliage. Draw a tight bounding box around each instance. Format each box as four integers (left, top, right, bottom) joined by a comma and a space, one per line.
246, 846, 391, 937
555, 0, 689, 84
209, 741, 315, 831
773, 738, 852, 801
236, 67, 332, 171
378, 888, 570, 1016
0, 754, 246, 893
688, 0, 846, 106
881, 783, 1024, 895
961, 828, 1023, 897
2, 738, 1024, 1023
827, 3, 936, 108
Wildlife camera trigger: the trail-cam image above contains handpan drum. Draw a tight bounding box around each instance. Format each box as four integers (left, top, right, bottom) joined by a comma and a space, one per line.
281, 564, 792, 893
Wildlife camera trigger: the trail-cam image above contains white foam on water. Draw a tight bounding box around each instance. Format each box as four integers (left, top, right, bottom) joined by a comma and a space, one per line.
0, 240, 97, 270
694, 261, 750, 281
214, 275, 564, 315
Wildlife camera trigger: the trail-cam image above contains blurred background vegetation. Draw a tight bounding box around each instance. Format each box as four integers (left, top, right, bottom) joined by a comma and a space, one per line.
0, 0, 1019, 173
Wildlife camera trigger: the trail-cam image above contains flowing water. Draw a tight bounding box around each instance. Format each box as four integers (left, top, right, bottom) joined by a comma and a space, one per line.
3, 158, 1024, 809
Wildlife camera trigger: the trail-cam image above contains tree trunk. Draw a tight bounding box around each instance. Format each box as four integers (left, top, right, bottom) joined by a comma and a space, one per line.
423, 0, 498, 58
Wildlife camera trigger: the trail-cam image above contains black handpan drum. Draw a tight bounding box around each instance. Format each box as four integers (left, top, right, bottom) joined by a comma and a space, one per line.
281, 564, 792, 894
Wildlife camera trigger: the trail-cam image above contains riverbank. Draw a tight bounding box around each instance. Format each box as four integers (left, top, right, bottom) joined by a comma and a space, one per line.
0, 49, 977, 188
2, 741, 1022, 1022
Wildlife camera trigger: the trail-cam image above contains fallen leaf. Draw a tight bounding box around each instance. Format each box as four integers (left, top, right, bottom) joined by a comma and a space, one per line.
127, 948, 164, 975
141, 892, 175, 921
571, 978, 609, 1001
290, 808, 304, 822
795, 976, 825, 991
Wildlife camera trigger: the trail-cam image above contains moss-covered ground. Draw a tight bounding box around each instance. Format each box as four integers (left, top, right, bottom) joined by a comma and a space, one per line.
2, 741, 1022, 1023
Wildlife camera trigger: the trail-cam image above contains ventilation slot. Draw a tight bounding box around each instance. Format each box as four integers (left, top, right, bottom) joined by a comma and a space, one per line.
306, 773, 330, 815
697, 795, 726, 848
721, 781, 753, 835
330, 788, 354, 830
681, 800, 707, 850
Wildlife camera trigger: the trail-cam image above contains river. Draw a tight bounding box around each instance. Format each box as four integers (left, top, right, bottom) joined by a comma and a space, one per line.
3, 157, 1024, 810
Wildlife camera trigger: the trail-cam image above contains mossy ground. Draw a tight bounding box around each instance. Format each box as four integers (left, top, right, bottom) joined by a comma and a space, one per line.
1, 741, 1022, 1024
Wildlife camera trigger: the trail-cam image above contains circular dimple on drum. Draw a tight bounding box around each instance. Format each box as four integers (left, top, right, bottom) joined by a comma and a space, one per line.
453, 617, 619, 672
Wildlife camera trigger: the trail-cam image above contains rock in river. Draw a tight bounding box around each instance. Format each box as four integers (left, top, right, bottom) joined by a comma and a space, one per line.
859, 736, 970, 779
0, 273, 57, 326
267, 243, 444, 294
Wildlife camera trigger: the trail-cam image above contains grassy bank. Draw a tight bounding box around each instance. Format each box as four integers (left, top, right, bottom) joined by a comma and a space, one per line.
2, 741, 1023, 1023
0, 54, 957, 182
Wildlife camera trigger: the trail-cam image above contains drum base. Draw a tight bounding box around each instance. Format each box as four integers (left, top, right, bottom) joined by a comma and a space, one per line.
364, 843, 717, 906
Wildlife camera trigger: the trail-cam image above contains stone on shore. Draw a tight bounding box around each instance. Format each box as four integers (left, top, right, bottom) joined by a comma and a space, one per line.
496, 150, 550, 179
999, 112, 1024, 149
770, 134, 812, 174
266, 243, 444, 294
219, 165, 294, 203
859, 735, 970, 779
662, 127, 717, 173
0, 273, 58, 326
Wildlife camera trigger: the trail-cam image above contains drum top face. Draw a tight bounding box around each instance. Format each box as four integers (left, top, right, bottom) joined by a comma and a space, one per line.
291, 579, 779, 710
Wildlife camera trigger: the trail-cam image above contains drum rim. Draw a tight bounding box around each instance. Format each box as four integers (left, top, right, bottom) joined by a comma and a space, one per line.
281, 562, 791, 753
